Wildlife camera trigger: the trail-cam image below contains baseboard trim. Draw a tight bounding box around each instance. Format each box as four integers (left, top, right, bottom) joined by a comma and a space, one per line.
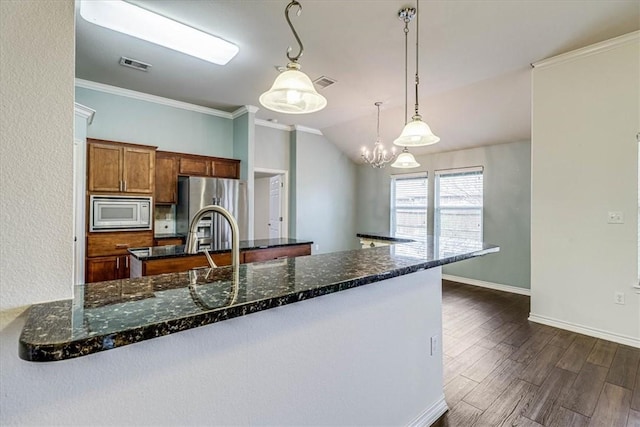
407, 395, 448, 427
528, 313, 640, 349
442, 275, 531, 296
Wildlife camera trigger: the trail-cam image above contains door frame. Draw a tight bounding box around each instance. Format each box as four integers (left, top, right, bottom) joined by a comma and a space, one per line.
253, 168, 288, 239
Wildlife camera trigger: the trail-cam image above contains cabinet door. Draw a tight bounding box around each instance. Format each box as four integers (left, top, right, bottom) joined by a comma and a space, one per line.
88, 143, 122, 192
86, 256, 119, 283
211, 159, 240, 179
119, 255, 130, 279
179, 156, 209, 176
155, 153, 178, 204
122, 146, 155, 194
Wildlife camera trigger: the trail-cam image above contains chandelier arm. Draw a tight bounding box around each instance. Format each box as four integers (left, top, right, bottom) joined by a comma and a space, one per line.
285, 1, 304, 62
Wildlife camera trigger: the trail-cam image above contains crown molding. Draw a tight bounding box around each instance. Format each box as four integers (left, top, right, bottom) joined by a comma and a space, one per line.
74, 102, 96, 125
231, 105, 259, 118
75, 79, 234, 119
255, 118, 292, 131
532, 30, 639, 69
293, 124, 323, 136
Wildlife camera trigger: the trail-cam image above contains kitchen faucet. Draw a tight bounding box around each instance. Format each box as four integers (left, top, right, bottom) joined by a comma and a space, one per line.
185, 205, 240, 272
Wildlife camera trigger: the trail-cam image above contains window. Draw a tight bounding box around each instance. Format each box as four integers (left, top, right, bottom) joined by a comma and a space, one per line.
435, 167, 483, 256
390, 173, 428, 242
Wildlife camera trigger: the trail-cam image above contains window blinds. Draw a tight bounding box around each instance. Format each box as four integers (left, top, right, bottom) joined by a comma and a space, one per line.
391, 173, 428, 242
435, 167, 483, 256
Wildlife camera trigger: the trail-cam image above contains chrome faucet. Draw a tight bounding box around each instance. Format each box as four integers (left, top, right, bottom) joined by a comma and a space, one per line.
185, 205, 240, 272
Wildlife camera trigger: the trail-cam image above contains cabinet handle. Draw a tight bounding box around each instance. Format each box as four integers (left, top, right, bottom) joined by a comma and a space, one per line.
115, 244, 130, 249
125, 256, 129, 268
123, 180, 127, 191
116, 257, 120, 269
119, 180, 123, 191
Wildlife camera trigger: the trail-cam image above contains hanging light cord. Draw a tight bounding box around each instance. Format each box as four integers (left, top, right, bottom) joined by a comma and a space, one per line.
414, 0, 420, 117
376, 103, 381, 139
403, 16, 409, 124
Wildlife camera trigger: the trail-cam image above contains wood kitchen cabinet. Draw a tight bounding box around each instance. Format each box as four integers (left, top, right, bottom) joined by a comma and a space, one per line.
88, 139, 156, 194
243, 244, 311, 263
154, 152, 178, 204
86, 255, 130, 282
131, 252, 232, 277
86, 231, 153, 283
175, 152, 240, 179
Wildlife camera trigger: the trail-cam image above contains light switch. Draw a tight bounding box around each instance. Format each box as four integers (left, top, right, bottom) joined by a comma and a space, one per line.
607, 211, 624, 224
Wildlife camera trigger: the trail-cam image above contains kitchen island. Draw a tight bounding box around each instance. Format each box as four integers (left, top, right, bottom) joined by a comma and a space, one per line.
17, 237, 498, 426
128, 238, 313, 277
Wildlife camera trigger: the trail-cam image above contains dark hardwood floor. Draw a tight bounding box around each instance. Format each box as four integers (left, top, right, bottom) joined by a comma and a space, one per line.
433, 280, 640, 427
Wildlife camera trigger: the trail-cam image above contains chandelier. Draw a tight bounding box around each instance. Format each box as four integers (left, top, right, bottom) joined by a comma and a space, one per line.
361, 102, 397, 168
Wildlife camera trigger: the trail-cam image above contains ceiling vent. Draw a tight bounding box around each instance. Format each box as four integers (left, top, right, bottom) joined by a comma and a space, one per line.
313, 76, 336, 89
119, 56, 152, 72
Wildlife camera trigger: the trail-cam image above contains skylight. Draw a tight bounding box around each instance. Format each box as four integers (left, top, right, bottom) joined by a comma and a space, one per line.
79, 0, 239, 65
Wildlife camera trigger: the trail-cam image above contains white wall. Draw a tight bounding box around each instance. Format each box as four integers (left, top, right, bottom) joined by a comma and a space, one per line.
356, 140, 532, 290
531, 33, 640, 346
0, 0, 75, 310
1, 268, 444, 426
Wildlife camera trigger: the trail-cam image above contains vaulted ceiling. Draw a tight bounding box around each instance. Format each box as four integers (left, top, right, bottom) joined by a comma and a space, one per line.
75, 0, 640, 162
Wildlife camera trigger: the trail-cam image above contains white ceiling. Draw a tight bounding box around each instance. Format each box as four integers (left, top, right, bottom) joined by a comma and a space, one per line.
75, 0, 640, 162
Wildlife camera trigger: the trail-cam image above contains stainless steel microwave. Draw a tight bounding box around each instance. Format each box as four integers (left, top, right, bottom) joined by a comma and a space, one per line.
90, 195, 152, 232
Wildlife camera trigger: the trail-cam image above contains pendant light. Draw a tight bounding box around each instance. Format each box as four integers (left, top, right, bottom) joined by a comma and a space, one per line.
392, 8, 420, 169
361, 102, 397, 168
259, 1, 327, 114
393, 0, 440, 147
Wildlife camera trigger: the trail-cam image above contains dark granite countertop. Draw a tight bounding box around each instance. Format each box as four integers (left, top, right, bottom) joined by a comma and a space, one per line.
129, 238, 313, 261
153, 233, 185, 239
19, 237, 499, 362
357, 232, 416, 243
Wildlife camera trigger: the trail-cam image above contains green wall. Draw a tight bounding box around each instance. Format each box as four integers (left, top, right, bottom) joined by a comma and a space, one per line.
292, 131, 360, 254
75, 87, 234, 157
356, 140, 532, 289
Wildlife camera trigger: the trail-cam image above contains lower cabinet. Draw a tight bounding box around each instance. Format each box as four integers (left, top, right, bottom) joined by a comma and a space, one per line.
130, 244, 312, 278
86, 231, 153, 283
243, 245, 311, 263
86, 255, 130, 283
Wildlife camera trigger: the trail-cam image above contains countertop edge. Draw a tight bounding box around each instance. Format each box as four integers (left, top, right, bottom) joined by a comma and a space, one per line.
18, 245, 498, 362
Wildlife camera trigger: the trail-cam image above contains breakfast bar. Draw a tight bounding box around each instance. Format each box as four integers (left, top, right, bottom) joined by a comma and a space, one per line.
18, 236, 498, 425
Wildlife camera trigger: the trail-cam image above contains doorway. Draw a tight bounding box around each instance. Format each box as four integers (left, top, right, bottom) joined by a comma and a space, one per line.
254, 168, 288, 240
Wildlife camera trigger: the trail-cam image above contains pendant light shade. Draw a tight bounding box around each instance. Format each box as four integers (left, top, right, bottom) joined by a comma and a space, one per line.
259, 62, 327, 114
259, 1, 327, 114
391, 148, 421, 168
393, 114, 440, 146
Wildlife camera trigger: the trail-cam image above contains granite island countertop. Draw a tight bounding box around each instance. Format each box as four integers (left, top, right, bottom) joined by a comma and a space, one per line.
129, 238, 313, 261
19, 237, 499, 362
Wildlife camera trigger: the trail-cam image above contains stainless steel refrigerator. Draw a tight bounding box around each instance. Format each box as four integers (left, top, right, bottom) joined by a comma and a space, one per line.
176, 176, 247, 251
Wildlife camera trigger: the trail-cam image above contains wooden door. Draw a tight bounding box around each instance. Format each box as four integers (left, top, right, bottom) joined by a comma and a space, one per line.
155, 153, 177, 204
86, 256, 119, 282
122, 147, 155, 193
179, 156, 209, 176
88, 143, 122, 192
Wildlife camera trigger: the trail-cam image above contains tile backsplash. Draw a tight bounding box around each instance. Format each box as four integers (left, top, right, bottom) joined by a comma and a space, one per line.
154, 205, 176, 234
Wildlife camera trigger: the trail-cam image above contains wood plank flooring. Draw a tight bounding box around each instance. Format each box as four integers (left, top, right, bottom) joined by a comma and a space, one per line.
433, 280, 640, 427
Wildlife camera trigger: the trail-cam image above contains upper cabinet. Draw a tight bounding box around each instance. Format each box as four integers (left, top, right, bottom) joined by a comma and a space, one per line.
88, 139, 156, 194
176, 153, 240, 179
155, 152, 178, 204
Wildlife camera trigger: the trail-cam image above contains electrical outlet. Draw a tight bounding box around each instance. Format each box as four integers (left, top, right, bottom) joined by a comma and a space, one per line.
430, 335, 438, 356
614, 292, 625, 305
314, 244, 319, 252
607, 211, 624, 224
